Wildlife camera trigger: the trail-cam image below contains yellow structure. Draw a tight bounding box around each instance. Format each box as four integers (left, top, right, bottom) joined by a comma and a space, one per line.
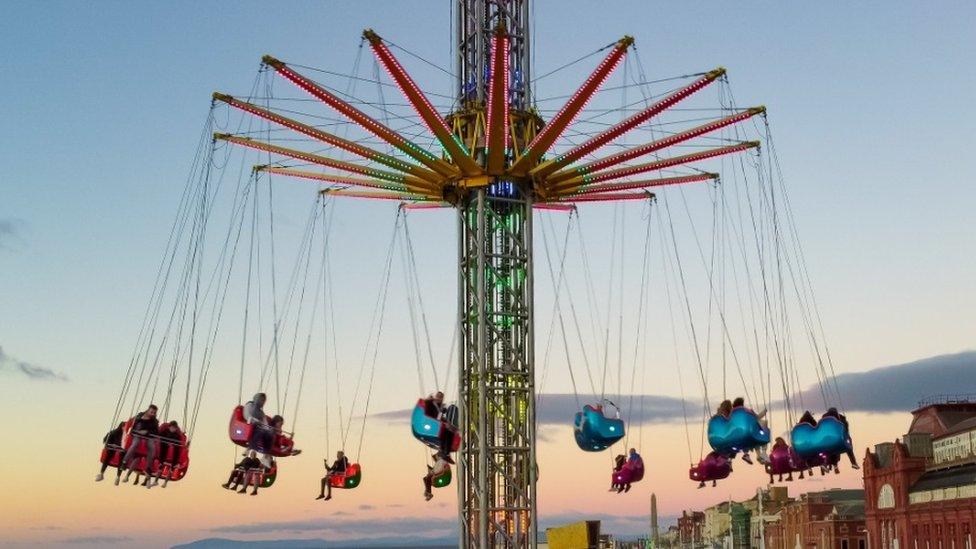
546, 521, 599, 549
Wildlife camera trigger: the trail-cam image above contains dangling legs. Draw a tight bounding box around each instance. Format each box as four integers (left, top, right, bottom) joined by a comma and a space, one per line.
223, 469, 241, 490
316, 476, 328, 500
238, 471, 251, 494
423, 473, 433, 501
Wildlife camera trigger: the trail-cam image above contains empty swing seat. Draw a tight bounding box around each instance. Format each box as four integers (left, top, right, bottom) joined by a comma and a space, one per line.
707, 407, 770, 453
411, 399, 461, 452
328, 463, 363, 490
790, 417, 850, 458
228, 405, 295, 457
689, 452, 732, 483
612, 459, 645, 485
573, 405, 625, 452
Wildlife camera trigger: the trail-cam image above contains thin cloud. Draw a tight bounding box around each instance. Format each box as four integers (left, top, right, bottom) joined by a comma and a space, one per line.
0, 346, 68, 381
210, 515, 456, 537
0, 218, 25, 250
62, 535, 132, 544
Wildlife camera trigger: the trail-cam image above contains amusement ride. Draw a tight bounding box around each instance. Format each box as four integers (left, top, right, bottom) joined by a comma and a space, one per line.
99, 1, 852, 547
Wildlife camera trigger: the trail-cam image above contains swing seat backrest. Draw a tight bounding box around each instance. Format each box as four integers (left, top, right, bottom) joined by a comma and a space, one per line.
573, 405, 625, 452
707, 407, 770, 453
328, 463, 362, 489
791, 417, 850, 458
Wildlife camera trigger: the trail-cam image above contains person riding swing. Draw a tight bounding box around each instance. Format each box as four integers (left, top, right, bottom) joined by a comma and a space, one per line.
316, 450, 349, 501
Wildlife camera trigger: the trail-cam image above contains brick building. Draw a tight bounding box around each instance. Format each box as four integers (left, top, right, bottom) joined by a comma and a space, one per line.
863, 396, 976, 549
763, 488, 867, 549
676, 510, 705, 547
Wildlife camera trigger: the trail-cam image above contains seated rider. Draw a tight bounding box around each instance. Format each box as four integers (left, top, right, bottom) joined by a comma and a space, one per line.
822, 407, 859, 470
268, 415, 301, 462
116, 404, 160, 488
223, 450, 261, 492
617, 448, 642, 494
423, 453, 450, 502
797, 410, 817, 427
768, 437, 795, 483
609, 454, 626, 492
317, 450, 349, 501
731, 397, 769, 465
717, 399, 732, 419
153, 421, 183, 488
423, 391, 456, 465
244, 393, 273, 455
96, 422, 125, 482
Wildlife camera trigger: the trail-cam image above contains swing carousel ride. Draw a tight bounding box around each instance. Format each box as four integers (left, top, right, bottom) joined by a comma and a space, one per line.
99, 1, 852, 547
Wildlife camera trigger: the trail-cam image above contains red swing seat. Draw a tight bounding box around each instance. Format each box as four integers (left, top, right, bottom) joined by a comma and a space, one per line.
327, 463, 363, 490
228, 405, 295, 457
99, 418, 190, 481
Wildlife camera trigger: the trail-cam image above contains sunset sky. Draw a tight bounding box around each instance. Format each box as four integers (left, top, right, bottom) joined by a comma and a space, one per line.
2, 1, 975, 547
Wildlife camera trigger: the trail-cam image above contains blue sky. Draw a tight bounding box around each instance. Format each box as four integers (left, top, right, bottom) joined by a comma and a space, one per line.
1, 2, 975, 546
2, 1, 974, 384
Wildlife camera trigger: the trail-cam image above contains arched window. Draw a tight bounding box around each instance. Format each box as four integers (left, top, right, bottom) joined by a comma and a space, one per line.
879, 484, 896, 509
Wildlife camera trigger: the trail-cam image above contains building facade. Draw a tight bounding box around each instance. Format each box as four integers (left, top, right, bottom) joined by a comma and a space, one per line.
677, 510, 705, 547
763, 488, 866, 549
863, 397, 976, 549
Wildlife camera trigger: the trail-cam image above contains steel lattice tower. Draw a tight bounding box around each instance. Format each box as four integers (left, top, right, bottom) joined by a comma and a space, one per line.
454, 2, 538, 547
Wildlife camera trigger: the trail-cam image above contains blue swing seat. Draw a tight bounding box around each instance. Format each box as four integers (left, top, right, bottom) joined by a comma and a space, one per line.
707, 407, 770, 453
791, 417, 851, 458
573, 404, 625, 452
411, 399, 461, 452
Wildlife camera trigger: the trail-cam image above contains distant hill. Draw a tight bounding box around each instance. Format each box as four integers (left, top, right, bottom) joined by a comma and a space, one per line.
173, 537, 456, 549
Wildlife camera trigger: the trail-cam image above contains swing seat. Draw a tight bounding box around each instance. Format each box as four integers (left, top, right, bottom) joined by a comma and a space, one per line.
431, 465, 452, 489
790, 417, 850, 458
99, 419, 191, 481
228, 405, 296, 457
573, 405, 625, 452
688, 452, 732, 482
612, 459, 645, 484
260, 461, 278, 488
765, 445, 801, 476
152, 431, 191, 482
707, 407, 770, 453
328, 463, 362, 490
411, 400, 461, 452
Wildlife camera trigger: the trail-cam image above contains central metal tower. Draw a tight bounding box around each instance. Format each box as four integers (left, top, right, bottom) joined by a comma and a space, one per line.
454, 1, 538, 547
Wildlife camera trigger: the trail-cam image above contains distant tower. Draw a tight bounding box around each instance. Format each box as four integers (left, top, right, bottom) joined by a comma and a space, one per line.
651, 493, 659, 545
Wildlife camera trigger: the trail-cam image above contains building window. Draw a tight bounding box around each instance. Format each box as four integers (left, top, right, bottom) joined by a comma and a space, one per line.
879, 484, 896, 509
843, 541, 850, 549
